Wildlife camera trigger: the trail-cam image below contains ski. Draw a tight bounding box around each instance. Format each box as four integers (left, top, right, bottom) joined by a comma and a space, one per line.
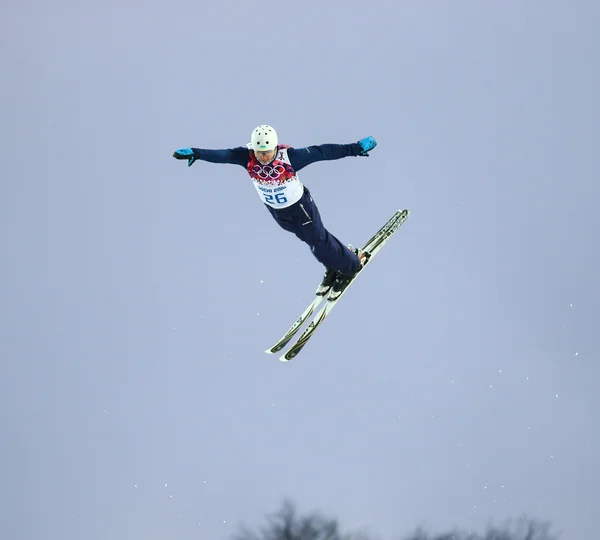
279, 208, 409, 362
265, 208, 406, 356
264, 293, 328, 354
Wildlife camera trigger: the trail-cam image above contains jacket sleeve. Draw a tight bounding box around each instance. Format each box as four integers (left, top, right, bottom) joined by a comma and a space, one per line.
287, 143, 364, 171
191, 146, 249, 167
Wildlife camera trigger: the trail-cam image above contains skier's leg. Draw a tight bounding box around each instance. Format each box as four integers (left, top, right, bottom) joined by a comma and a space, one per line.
265, 203, 304, 239
289, 188, 362, 277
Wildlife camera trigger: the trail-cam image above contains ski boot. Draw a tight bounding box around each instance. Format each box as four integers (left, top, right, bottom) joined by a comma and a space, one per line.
316, 267, 338, 296
328, 245, 370, 301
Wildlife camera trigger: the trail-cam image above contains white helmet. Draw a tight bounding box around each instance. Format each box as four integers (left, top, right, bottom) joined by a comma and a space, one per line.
250, 125, 278, 152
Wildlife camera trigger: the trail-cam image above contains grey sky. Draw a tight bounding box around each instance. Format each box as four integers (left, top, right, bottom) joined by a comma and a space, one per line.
2, 1, 599, 539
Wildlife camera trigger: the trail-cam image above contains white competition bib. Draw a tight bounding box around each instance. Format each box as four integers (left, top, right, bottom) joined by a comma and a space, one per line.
251, 175, 304, 208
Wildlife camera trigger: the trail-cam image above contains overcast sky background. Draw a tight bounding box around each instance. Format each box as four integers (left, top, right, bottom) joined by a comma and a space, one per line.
2, 1, 599, 539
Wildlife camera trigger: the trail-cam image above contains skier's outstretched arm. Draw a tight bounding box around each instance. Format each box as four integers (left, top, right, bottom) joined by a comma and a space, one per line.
288, 136, 377, 171
173, 146, 249, 167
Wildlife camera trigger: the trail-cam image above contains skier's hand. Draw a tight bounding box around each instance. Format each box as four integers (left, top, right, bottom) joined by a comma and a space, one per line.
173, 148, 196, 166
358, 136, 377, 156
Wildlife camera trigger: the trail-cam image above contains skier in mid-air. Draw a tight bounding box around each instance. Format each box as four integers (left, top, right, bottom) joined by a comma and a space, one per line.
172, 125, 377, 300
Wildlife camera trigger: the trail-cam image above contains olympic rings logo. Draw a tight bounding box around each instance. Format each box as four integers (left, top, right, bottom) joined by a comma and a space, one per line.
252, 164, 286, 180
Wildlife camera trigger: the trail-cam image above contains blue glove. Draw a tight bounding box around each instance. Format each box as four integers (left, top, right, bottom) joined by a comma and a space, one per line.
173, 148, 196, 166
358, 136, 377, 156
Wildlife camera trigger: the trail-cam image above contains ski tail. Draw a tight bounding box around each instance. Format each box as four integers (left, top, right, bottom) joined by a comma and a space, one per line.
264, 295, 326, 354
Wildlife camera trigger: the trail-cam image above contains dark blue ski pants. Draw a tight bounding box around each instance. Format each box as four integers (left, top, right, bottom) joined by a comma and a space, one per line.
265, 187, 361, 277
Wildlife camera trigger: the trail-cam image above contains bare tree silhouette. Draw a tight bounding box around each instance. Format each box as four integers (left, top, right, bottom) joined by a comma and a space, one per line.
233, 500, 371, 540
401, 516, 557, 540
233, 501, 560, 540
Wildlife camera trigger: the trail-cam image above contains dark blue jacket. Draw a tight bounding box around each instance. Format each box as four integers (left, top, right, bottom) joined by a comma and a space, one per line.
190, 142, 365, 170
